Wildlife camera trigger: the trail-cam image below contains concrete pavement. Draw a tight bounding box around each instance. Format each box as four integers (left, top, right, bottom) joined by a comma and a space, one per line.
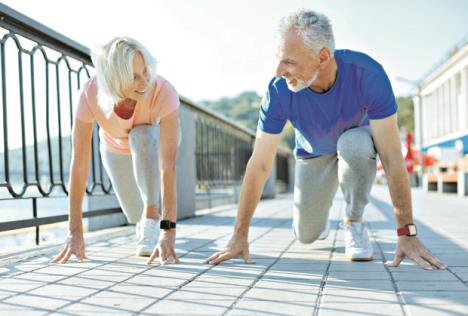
0, 184, 467, 315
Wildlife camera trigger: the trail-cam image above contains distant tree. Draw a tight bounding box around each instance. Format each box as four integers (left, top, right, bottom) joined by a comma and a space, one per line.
202, 93, 415, 151
280, 122, 295, 150
201, 92, 295, 151
396, 96, 414, 134
201, 91, 260, 131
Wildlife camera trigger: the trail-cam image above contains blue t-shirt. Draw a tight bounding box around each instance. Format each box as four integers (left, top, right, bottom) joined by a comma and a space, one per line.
257, 49, 398, 159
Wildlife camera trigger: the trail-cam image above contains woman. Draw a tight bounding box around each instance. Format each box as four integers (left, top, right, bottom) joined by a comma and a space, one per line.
52, 37, 179, 265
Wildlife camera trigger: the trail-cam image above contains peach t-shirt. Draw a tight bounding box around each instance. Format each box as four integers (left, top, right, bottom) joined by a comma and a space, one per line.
75, 75, 180, 155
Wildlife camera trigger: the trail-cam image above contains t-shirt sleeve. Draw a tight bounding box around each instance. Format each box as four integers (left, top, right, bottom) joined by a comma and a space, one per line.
157, 80, 180, 119
362, 67, 398, 120
74, 80, 95, 123
257, 81, 287, 134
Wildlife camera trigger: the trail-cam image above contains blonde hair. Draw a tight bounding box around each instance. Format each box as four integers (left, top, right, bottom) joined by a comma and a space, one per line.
91, 37, 157, 116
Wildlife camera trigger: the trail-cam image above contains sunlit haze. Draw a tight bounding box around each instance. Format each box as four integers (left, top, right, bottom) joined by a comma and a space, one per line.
3, 0, 468, 101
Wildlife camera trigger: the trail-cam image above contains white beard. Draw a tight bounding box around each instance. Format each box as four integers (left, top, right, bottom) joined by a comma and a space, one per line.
285, 69, 320, 93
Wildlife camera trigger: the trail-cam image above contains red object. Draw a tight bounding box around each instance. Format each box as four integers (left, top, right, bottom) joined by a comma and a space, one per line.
404, 133, 415, 173
376, 132, 438, 173
397, 224, 417, 236
397, 226, 410, 236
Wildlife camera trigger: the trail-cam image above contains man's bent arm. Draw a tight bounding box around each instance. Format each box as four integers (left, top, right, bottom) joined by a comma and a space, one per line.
206, 131, 281, 264
235, 131, 282, 237
370, 114, 413, 226
370, 114, 446, 269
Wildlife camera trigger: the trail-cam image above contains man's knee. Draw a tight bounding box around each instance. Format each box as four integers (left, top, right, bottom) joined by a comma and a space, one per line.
337, 127, 375, 163
294, 224, 322, 244
296, 231, 321, 244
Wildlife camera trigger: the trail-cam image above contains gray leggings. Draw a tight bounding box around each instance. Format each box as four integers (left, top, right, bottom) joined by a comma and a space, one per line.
293, 125, 377, 243
100, 125, 160, 224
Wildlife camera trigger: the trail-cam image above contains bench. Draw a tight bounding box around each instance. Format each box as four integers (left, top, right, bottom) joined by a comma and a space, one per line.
423, 157, 468, 196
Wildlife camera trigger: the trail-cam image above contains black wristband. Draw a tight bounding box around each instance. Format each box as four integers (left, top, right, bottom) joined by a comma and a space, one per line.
160, 220, 176, 230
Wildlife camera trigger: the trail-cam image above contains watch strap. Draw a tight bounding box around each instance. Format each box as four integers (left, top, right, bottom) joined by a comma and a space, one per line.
397, 226, 409, 236
160, 220, 176, 230
397, 224, 417, 236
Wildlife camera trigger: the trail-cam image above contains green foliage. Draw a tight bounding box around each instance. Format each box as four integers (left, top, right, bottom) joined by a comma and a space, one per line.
201, 93, 415, 151
280, 122, 295, 150
396, 96, 414, 134
201, 91, 261, 131
201, 92, 296, 151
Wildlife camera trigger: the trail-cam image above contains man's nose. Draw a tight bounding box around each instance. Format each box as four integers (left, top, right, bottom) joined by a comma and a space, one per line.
276, 62, 286, 77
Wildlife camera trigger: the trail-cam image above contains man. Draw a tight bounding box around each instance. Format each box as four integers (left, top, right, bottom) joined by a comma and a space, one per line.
206, 9, 446, 270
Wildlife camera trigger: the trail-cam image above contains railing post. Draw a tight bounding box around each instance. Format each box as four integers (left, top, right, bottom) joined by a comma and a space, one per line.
32, 197, 39, 245
176, 106, 197, 218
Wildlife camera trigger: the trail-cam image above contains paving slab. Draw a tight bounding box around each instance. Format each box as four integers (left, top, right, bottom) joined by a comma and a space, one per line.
0, 185, 467, 315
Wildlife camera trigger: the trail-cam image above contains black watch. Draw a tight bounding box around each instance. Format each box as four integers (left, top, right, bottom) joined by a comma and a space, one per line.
160, 220, 176, 230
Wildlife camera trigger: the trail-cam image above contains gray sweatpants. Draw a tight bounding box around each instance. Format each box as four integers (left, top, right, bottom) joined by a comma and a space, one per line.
100, 125, 160, 224
293, 125, 377, 244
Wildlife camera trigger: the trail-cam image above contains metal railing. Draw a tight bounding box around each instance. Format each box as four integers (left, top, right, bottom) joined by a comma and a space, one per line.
0, 4, 120, 244
192, 100, 255, 188
0, 3, 292, 245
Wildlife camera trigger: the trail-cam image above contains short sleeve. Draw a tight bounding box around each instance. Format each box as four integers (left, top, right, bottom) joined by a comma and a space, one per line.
156, 80, 180, 119
74, 79, 95, 123
257, 81, 287, 134
362, 67, 398, 120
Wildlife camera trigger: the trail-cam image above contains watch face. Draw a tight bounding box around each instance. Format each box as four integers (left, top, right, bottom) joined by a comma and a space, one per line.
408, 225, 417, 235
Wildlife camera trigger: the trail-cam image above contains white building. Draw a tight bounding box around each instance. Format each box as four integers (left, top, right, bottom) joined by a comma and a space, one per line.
414, 40, 468, 160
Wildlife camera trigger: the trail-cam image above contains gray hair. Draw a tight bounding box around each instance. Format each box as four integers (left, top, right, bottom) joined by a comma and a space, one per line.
277, 9, 335, 56
91, 37, 157, 115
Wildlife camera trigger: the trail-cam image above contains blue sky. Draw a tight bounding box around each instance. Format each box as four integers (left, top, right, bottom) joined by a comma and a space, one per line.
3, 0, 468, 101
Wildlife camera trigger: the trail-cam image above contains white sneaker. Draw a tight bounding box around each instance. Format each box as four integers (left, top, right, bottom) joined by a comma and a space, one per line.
136, 218, 160, 257
318, 221, 330, 240
343, 222, 373, 261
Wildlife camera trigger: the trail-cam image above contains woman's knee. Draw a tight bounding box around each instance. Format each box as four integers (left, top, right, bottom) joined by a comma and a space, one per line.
129, 125, 159, 147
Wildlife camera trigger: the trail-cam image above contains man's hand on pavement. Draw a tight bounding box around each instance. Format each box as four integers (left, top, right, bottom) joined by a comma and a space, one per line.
388, 236, 447, 270
205, 233, 255, 265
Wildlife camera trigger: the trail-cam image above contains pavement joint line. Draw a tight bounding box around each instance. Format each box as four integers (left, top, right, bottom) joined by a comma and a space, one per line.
45, 209, 266, 316
0, 226, 133, 265
0, 237, 136, 314
369, 222, 408, 316
0, 207, 245, 315
222, 234, 296, 316
35, 205, 287, 315
312, 202, 343, 316
0, 237, 133, 299
1, 199, 241, 276
46, 230, 236, 315
446, 267, 468, 288
1, 198, 301, 314
138, 210, 292, 314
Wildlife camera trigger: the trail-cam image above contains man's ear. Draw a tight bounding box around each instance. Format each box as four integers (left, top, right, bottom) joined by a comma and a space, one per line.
318, 48, 332, 66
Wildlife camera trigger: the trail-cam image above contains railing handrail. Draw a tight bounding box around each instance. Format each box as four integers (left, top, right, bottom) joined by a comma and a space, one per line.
181, 96, 292, 156
0, 3, 292, 157
180, 96, 256, 137
0, 3, 293, 246
0, 3, 91, 64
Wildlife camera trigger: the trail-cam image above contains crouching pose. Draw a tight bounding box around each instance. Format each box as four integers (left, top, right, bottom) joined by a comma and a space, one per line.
53, 37, 179, 265
207, 9, 445, 270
